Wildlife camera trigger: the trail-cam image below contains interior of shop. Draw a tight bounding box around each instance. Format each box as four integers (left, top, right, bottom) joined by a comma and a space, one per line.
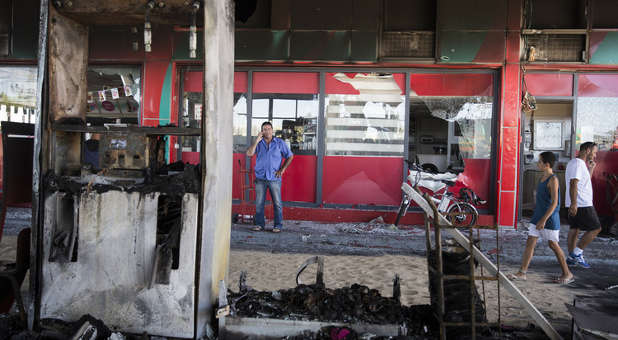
408, 96, 493, 174
86, 66, 141, 125
520, 101, 573, 214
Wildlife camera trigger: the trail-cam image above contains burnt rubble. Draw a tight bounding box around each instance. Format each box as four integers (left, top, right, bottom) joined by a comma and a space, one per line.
44, 161, 201, 197
228, 283, 438, 334
0, 314, 112, 340
428, 248, 487, 334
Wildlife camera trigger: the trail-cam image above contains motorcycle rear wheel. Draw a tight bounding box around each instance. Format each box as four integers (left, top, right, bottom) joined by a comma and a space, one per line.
446, 202, 478, 227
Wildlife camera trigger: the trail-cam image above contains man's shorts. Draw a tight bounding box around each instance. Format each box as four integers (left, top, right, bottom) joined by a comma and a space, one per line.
568, 206, 602, 231
528, 223, 560, 242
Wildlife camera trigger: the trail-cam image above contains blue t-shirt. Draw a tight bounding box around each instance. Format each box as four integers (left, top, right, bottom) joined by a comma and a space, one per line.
530, 174, 561, 230
254, 137, 293, 181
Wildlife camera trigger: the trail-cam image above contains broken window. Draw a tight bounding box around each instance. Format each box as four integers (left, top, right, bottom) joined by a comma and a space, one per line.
86, 65, 141, 125
324, 73, 405, 156
411, 96, 493, 169
409, 73, 495, 203
575, 74, 618, 151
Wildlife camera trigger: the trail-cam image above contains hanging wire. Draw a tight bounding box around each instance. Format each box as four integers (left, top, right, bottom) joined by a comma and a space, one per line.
477, 229, 488, 314
496, 224, 502, 337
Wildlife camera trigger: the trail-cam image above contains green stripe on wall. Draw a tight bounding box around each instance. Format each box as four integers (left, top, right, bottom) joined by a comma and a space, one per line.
590, 32, 618, 65
160, 63, 173, 162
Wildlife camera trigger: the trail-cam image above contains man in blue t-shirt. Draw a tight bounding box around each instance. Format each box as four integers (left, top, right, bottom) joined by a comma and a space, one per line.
246, 121, 294, 233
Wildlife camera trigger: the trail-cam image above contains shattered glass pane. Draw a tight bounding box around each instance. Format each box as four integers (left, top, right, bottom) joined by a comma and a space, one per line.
409, 89, 494, 204
420, 96, 493, 160
576, 97, 618, 151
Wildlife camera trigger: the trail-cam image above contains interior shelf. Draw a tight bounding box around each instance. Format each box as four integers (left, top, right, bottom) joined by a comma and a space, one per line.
51, 123, 202, 136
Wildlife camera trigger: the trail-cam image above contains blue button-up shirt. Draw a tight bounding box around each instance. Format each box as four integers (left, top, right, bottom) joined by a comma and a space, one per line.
254, 137, 293, 181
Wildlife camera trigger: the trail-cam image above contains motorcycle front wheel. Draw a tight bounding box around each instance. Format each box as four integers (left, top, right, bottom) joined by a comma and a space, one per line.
394, 195, 410, 226
446, 202, 478, 227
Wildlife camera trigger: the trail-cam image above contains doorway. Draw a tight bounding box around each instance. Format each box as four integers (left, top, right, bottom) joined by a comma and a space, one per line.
519, 100, 573, 217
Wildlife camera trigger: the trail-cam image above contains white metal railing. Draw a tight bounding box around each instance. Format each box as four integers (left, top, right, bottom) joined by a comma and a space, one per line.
0, 104, 36, 126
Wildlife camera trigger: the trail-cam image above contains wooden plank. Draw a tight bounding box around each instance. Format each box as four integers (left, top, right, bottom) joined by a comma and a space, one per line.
49, 5, 88, 122
52, 0, 207, 25
405, 185, 563, 340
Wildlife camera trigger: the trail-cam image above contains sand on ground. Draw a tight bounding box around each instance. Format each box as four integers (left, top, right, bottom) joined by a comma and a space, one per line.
0, 236, 592, 329
228, 250, 584, 328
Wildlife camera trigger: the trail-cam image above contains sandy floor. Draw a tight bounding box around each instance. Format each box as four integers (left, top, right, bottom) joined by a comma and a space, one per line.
227, 249, 608, 329
227, 250, 431, 305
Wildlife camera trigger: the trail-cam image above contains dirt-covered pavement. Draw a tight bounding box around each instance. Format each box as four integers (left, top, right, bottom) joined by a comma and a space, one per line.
2, 207, 618, 338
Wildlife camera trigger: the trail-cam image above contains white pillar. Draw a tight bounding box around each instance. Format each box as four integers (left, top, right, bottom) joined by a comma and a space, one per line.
196, 0, 235, 336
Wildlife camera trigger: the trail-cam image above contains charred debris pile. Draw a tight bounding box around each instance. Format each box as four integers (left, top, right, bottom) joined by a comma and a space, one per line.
229, 283, 437, 334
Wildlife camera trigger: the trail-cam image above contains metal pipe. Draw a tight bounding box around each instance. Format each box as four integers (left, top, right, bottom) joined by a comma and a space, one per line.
144, 1, 155, 53
189, 1, 200, 58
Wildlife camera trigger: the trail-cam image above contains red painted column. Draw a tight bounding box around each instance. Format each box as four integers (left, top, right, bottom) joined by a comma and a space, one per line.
497, 1, 522, 227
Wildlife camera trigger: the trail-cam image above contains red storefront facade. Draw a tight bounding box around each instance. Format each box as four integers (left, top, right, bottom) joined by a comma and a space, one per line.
2, 0, 618, 228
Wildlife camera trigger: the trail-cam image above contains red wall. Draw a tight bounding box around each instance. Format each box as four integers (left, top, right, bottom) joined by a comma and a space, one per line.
248, 155, 316, 203
254, 72, 319, 93
322, 156, 403, 206
410, 73, 493, 96
578, 74, 618, 97
524, 73, 573, 97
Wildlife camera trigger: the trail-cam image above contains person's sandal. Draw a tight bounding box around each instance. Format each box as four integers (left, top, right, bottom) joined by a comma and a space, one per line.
272, 227, 281, 233
553, 276, 574, 285
507, 271, 527, 281
251, 226, 264, 231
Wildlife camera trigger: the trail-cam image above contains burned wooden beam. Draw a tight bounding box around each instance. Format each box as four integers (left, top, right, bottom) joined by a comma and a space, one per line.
49, 4, 88, 122
52, 0, 205, 25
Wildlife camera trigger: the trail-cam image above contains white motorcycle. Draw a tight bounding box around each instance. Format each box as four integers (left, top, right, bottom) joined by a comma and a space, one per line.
394, 161, 484, 227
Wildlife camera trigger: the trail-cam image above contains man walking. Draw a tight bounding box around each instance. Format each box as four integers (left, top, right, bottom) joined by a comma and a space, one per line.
246, 122, 294, 233
565, 142, 601, 268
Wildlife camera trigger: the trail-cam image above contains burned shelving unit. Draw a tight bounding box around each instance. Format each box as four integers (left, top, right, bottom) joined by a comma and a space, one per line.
40, 123, 202, 337
30, 0, 235, 339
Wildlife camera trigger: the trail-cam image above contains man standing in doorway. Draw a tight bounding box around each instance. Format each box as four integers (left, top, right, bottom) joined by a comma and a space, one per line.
246, 121, 294, 233
565, 142, 601, 268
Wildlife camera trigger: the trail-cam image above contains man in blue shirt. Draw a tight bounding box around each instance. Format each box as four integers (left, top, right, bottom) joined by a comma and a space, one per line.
246, 121, 294, 232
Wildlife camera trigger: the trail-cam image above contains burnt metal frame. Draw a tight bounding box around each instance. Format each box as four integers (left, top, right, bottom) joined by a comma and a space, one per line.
1, 0, 15, 57
232, 67, 499, 215
422, 191, 501, 340
31, 0, 48, 329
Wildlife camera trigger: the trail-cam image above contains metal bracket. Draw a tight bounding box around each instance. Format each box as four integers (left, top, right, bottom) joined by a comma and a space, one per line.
295, 256, 324, 286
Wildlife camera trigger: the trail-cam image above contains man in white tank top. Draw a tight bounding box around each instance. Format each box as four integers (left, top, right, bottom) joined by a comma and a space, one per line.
565, 142, 601, 268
